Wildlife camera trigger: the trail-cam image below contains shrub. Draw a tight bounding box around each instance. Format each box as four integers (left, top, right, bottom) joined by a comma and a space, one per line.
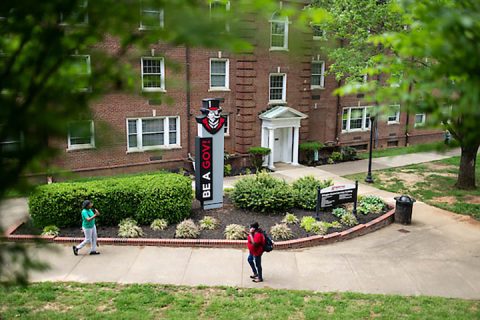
292, 176, 333, 210
199, 216, 219, 230
340, 213, 358, 227
150, 219, 168, 231
282, 213, 299, 225
175, 219, 200, 239
341, 146, 357, 161
358, 195, 386, 215
41, 225, 59, 237
118, 218, 144, 238
224, 164, 232, 176
329, 221, 342, 228
300, 216, 317, 233
311, 221, 329, 235
248, 146, 271, 171
231, 172, 294, 213
29, 173, 192, 228
332, 207, 347, 218
327, 158, 334, 164
330, 151, 343, 162
224, 224, 247, 240
270, 224, 293, 240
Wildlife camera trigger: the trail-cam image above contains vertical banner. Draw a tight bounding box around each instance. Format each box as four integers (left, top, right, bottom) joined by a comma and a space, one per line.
195, 98, 226, 210
195, 137, 213, 201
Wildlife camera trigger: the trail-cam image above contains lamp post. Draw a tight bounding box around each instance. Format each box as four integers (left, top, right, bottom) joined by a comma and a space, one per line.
365, 116, 375, 183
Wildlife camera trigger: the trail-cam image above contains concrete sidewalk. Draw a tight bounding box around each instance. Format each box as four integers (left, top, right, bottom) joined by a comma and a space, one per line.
2, 149, 480, 299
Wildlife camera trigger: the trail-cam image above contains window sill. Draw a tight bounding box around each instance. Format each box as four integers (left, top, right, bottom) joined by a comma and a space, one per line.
142, 88, 166, 93
268, 101, 287, 105
208, 88, 231, 92
310, 86, 325, 90
67, 145, 95, 152
341, 129, 370, 133
126, 145, 182, 153
387, 121, 400, 125
269, 48, 289, 52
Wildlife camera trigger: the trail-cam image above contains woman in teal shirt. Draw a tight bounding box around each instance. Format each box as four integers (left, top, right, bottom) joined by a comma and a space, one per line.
73, 200, 100, 255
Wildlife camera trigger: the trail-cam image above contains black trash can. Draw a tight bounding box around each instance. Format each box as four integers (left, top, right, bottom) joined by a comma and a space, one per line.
394, 195, 416, 225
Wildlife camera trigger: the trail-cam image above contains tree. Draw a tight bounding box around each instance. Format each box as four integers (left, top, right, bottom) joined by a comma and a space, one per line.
346, 0, 480, 189
310, 0, 404, 83
0, 0, 287, 284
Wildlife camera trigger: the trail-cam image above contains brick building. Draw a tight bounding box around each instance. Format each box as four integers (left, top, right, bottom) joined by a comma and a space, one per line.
51, 1, 443, 177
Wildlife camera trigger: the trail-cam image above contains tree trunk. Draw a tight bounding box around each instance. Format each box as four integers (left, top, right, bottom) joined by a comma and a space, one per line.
456, 144, 479, 190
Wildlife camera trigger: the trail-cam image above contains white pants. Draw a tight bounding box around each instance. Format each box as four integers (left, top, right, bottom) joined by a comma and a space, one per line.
76, 225, 97, 252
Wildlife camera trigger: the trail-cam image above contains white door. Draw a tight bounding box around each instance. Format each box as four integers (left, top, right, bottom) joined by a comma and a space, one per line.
273, 128, 283, 162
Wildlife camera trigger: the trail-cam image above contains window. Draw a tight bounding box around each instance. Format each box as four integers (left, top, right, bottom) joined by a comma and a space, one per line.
312, 24, 324, 39
270, 13, 288, 50
414, 113, 426, 127
141, 57, 165, 91
68, 121, 94, 150
71, 55, 91, 91
139, 1, 164, 30
311, 60, 325, 89
210, 59, 229, 90
223, 114, 229, 136
127, 117, 180, 151
210, 0, 230, 32
60, 0, 88, 25
342, 107, 372, 132
269, 73, 286, 103
0, 125, 22, 154
387, 105, 400, 124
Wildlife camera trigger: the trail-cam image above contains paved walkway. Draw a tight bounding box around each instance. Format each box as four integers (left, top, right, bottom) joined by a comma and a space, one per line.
2, 149, 480, 299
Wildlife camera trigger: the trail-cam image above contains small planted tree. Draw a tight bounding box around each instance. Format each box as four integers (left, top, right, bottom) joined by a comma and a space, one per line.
248, 147, 271, 172
299, 141, 324, 165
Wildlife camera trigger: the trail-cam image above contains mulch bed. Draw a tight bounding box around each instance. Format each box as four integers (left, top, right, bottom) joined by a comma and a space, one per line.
13, 197, 387, 240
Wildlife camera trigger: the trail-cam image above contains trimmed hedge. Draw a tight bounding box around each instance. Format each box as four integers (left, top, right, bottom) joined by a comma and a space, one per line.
29, 173, 192, 228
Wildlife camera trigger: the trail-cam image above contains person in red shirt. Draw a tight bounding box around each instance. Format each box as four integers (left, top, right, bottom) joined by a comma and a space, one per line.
247, 222, 265, 283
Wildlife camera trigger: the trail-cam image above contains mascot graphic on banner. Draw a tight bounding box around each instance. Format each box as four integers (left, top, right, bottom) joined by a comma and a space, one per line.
196, 98, 226, 135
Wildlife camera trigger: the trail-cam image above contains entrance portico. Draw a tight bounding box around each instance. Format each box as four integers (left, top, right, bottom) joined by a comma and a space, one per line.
259, 106, 308, 169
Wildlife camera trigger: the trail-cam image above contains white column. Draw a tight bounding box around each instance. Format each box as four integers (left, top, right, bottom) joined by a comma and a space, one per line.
292, 126, 299, 165
268, 128, 275, 169
286, 127, 293, 163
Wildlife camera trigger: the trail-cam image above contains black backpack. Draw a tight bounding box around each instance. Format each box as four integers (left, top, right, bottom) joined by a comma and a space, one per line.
262, 230, 274, 252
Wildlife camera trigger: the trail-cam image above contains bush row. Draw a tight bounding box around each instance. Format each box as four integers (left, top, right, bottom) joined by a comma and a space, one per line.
29, 173, 192, 228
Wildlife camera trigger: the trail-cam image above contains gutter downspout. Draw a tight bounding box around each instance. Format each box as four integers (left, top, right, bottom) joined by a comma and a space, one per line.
186, 46, 192, 155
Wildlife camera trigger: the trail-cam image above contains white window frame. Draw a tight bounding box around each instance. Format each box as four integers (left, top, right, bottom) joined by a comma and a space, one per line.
209, 0, 231, 32
311, 59, 325, 89
269, 13, 289, 51
223, 114, 230, 136
209, 58, 229, 91
126, 116, 180, 152
141, 57, 165, 92
71, 54, 91, 92
311, 24, 324, 40
342, 107, 372, 132
139, 4, 164, 30
269, 73, 287, 104
67, 120, 95, 150
387, 105, 401, 124
414, 113, 426, 127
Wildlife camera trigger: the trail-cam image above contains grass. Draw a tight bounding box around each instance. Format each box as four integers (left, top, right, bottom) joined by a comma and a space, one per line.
345, 156, 480, 220
356, 141, 458, 160
0, 282, 478, 319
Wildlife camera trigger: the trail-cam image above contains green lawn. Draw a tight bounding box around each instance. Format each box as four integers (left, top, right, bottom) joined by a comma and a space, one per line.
346, 156, 480, 220
356, 141, 458, 160
0, 282, 478, 319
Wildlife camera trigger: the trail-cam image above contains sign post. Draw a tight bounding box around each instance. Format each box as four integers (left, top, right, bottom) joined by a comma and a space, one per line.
195, 98, 226, 210
315, 180, 359, 219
